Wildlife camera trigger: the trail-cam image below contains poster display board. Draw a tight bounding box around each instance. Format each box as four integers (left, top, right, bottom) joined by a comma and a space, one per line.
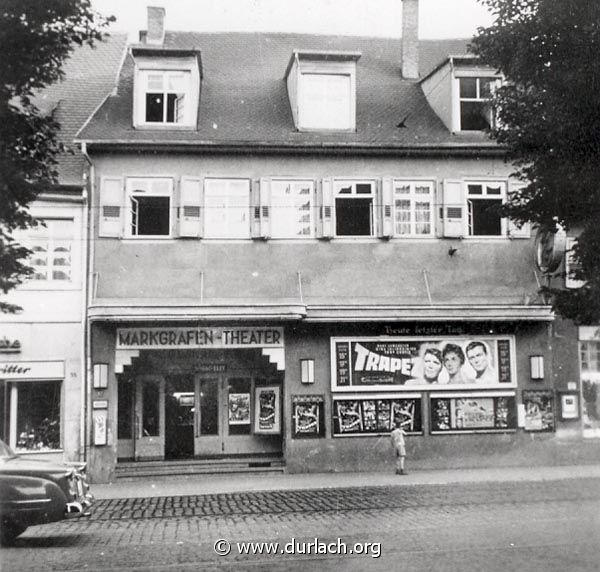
331, 336, 516, 392
560, 392, 580, 420
332, 396, 422, 436
228, 393, 251, 425
430, 393, 516, 433
292, 395, 325, 439
522, 390, 555, 432
254, 386, 281, 434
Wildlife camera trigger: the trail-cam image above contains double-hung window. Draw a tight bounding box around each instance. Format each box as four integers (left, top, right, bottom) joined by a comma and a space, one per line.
142, 70, 191, 124
458, 76, 499, 131
393, 181, 434, 237
334, 180, 375, 236
270, 179, 315, 238
126, 178, 173, 237
204, 179, 251, 239
25, 219, 73, 282
466, 181, 506, 236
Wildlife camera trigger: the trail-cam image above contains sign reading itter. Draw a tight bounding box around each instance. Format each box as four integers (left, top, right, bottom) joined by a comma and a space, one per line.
117, 327, 284, 350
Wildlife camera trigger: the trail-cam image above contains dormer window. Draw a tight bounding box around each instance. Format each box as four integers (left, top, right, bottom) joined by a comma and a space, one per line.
458, 76, 499, 131
286, 50, 360, 132
143, 70, 190, 123
132, 50, 201, 129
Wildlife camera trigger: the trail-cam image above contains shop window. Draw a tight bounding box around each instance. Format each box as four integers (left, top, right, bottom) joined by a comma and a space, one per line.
270, 179, 315, 238
393, 181, 434, 236
11, 381, 62, 452
458, 76, 499, 131
23, 219, 73, 282
467, 182, 506, 236
126, 178, 173, 237
204, 179, 251, 238
334, 180, 375, 236
581, 340, 600, 438
227, 378, 251, 435
142, 380, 160, 436
141, 70, 191, 125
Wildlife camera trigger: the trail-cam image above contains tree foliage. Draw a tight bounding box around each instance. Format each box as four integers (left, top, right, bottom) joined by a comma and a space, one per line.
0, 0, 113, 312
471, 0, 600, 324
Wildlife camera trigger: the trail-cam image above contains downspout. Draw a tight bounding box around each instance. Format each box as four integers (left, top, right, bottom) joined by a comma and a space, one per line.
81, 142, 94, 463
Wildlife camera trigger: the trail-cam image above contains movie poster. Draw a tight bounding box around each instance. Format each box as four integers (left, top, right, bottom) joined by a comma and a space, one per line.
228, 392, 250, 425
333, 398, 422, 436
254, 386, 281, 434
332, 336, 515, 391
523, 390, 555, 432
431, 395, 516, 433
292, 395, 324, 438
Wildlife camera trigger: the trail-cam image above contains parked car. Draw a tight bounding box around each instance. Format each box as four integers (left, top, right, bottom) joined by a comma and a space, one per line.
0, 439, 93, 545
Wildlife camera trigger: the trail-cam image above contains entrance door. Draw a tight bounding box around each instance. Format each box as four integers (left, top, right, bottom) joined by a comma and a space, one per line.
165, 374, 195, 459
194, 375, 282, 457
134, 374, 165, 461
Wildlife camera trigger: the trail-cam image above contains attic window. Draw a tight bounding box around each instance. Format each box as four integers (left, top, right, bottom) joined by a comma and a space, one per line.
458, 76, 499, 131
299, 73, 353, 130
143, 71, 190, 124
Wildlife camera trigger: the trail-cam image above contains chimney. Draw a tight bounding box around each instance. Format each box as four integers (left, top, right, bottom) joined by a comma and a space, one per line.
146, 6, 165, 45
401, 0, 419, 79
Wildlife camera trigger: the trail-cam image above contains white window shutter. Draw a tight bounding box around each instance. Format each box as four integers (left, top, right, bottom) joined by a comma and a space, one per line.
179, 177, 202, 238
251, 180, 262, 238
259, 177, 271, 238
442, 179, 465, 238
318, 178, 334, 239
507, 182, 531, 239
378, 178, 394, 238
99, 177, 123, 238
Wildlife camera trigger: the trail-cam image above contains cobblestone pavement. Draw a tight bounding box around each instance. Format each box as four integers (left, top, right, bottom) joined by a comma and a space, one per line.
2, 478, 600, 571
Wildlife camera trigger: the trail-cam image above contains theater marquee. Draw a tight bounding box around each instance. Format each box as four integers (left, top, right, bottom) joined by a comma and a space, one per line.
117, 327, 284, 350
331, 336, 516, 392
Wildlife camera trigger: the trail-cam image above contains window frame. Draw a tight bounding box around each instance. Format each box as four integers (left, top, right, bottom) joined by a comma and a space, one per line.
203, 178, 252, 239
142, 70, 191, 125
269, 178, 316, 239
125, 177, 174, 239
465, 180, 507, 238
453, 70, 501, 132
297, 61, 357, 132
392, 179, 435, 238
333, 179, 376, 238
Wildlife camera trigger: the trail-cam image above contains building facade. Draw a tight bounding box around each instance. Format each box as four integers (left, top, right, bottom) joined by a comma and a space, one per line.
76, 4, 598, 483
0, 35, 126, 464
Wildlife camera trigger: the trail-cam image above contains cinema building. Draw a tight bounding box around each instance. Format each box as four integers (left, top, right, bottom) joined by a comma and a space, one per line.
77, 4, 596, 482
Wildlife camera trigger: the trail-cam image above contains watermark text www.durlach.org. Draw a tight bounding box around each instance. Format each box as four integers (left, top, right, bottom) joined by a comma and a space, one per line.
214, 537, 382, 559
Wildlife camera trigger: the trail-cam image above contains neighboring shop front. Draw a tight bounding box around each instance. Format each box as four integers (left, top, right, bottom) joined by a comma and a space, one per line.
0, 323, 83, 463
284, 319, 573, 473
89, 323, 285, 481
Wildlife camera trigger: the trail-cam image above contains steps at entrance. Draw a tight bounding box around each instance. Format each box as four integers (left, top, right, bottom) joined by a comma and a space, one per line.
115, 456, 286, 479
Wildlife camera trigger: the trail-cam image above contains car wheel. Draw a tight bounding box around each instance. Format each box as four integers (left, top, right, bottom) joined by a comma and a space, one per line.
0, 520, 27, 546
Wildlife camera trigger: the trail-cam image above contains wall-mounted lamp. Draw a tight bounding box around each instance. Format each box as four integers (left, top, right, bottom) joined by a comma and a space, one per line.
530, 355, 544, 380
93, 363, 109, 389
300, 359, 315, 384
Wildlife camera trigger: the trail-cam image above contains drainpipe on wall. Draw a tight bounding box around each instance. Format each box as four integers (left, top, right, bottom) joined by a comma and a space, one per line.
80, 142, 94, 464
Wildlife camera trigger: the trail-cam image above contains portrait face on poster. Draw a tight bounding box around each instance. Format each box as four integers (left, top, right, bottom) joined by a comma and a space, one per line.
331, 336, 516, 392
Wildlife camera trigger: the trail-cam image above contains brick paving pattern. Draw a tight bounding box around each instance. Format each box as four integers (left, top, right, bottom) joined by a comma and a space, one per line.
2, 478, 600, 571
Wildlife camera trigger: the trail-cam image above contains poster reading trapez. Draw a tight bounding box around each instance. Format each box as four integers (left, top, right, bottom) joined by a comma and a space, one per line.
332, 337, 515, 391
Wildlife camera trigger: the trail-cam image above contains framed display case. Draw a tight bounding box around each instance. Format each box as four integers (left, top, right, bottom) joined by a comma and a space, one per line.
522, 390, 555, 432
291, 395, 325, 439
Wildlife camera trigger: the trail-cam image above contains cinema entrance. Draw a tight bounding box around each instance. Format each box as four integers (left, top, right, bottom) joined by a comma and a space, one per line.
115, 327, 284, 463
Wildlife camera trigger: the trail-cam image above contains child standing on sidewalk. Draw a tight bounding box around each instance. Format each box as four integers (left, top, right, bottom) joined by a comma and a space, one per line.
390, 421, 407, 475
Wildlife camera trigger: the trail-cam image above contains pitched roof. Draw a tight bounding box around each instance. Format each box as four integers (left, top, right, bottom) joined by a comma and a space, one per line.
77, 32, 496, 151
33, 33, 127, 187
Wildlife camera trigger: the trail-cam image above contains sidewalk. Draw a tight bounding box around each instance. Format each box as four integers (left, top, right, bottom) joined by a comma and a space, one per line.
91, 463, 600, 500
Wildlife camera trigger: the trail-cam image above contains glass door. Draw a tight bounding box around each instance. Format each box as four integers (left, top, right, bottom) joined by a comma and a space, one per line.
134, 374, 165, 460
194, 377, 222, 455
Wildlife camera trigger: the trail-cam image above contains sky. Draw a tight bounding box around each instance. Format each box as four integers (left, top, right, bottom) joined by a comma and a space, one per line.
92, 0, 494, 40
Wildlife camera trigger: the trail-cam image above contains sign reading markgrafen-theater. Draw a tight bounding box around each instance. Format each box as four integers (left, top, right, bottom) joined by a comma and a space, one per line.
117, 327, 284, 350
331, 336, 516, 392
